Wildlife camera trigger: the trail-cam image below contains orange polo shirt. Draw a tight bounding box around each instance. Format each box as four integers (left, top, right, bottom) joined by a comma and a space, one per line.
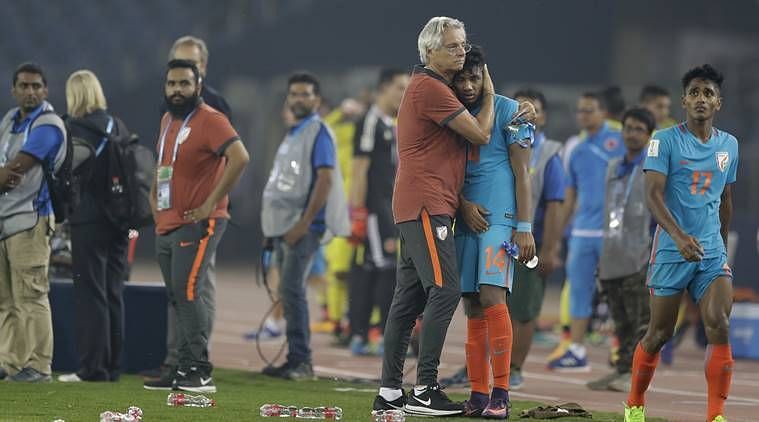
154, 103, 239, 235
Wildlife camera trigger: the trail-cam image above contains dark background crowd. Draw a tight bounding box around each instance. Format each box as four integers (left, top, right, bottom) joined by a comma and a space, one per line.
0, 0, 757, 277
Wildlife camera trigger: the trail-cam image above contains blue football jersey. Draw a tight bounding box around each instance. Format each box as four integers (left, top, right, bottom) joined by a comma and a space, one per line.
567, 122, 625, 235
460, 95, 530, 227
644, 123, 739, 263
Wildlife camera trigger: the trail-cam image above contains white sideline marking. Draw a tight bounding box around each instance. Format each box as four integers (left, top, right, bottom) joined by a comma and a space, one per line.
320, 349, 354, 358
660, 370, 759, 387
523, 372, 759, 405
510, 391, 560, 401
672, 401, 756, 407
523, 371, 585, 385
651, 386, 759, 405
316, 367, 561, 402
333, 387, 377, 393
314, 366, 377, 380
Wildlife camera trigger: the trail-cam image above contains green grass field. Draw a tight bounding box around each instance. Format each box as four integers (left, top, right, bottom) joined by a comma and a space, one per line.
0, 368, 660, 421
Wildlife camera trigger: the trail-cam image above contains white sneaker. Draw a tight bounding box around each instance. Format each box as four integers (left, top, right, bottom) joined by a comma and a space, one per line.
58, 373, 83, 382
243, 324, 283, 341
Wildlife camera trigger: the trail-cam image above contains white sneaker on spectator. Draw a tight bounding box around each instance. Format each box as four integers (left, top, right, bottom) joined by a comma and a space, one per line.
58, 373, 83, 382
244, 317, 283, 341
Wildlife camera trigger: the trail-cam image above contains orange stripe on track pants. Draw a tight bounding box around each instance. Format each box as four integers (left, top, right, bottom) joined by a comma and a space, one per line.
420, 210, 443, 288
186, 219, 216, 301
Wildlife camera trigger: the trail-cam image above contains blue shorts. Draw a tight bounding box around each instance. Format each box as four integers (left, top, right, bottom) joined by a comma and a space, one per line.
309, 246, 327, 277
566, 236, 603, 318
646, 254, 732, 303
455, 225, 514, 294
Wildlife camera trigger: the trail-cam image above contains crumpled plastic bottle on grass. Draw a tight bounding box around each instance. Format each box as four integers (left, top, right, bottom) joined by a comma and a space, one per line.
99, 406, 143, 421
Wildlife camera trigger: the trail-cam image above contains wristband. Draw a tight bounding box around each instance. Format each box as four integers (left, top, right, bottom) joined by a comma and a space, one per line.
516, 222, 532, 233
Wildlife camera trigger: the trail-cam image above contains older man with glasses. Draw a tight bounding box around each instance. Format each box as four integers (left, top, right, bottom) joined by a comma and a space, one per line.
371, 16, 497, 417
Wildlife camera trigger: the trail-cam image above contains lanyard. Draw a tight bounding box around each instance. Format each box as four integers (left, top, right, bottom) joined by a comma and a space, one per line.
94, 117, 114, 157
157, 110, 196, 166
615, 163, 639, 205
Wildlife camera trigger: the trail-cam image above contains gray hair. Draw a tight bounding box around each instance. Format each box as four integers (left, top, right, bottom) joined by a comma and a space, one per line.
169, 35, 209, 65
417, 17, 465, 64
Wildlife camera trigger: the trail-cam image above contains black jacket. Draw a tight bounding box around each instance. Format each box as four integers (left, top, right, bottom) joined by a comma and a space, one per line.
66, 109, 130, 226
199, 84, 232, 122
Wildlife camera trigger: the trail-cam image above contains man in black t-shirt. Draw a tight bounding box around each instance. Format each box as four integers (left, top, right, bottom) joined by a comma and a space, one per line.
347, 69, 409, 355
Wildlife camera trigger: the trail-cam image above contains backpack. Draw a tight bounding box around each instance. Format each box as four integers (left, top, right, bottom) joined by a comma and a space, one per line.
38, 111, 85, 224
69, 116, 155, 231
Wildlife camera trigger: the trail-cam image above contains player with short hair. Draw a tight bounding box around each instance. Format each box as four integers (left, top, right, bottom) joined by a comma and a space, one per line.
348, 68, 409, 355
453, 45, 536, 419
639, 84, 676, 130
374, 16, 498, 417
624, 64, 738, 422
601, 85, 626, 128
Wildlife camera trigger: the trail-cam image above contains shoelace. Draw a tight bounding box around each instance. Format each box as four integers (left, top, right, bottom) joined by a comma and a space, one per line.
488, 398, 512, 409
428, 384, 453, 402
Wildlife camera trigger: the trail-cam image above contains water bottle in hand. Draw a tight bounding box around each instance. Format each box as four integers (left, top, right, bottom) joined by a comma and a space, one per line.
502, 240, 538, 269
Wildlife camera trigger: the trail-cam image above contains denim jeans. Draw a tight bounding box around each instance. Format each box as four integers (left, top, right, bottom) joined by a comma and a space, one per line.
275, 231, 321, 364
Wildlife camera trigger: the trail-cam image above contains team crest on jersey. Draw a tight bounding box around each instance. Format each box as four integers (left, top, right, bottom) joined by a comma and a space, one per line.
436, 226, 448, 241
648, 139, 660, 157
716, 152, 729, 172
604, 137, 619, 151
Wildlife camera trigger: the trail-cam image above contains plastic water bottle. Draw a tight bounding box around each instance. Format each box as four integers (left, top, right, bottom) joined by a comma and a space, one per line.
259, 404, 342, 419
125, 407, 143, 420
300, 406, 343, 420
99, 406, 143, 421
260, 404, 298, 417
99, 412, 124, 422
166, 392, 216, 408
298, 407, 316, 418
372, 409, 405, 421
317, 407, 343, 420
502, 240, 539, 269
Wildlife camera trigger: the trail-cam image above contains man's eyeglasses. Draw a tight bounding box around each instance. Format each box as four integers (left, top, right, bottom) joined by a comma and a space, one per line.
623, 125, 649, 135
444, 42, 472, 55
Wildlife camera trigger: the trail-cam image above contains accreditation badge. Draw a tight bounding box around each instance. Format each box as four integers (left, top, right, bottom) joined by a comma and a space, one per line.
607, 179, 625, 239
156, 166, 174, 210
608, 206, 624, 238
